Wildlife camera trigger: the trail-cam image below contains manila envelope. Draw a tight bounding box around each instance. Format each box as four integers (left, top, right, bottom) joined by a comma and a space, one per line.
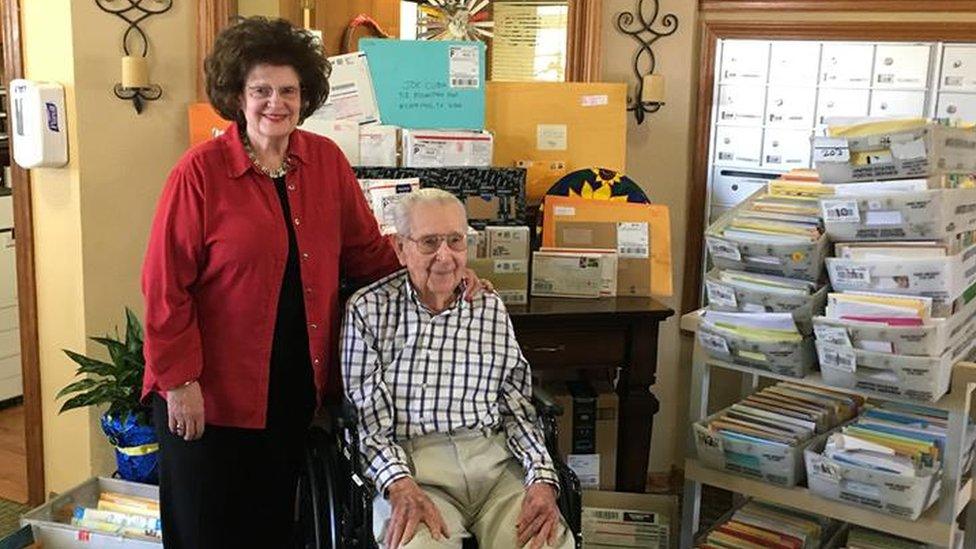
542, 196, 672, 297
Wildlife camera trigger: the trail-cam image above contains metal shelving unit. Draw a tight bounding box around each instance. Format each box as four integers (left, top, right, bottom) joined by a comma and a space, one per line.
679, 311, 976, 549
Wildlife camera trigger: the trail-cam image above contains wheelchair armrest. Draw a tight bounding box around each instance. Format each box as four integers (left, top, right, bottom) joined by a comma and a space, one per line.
336, 398, 360, 431
532, 385, 563, 418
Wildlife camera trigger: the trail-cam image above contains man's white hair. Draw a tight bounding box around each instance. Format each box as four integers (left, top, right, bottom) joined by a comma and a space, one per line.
390, 188, 467, 238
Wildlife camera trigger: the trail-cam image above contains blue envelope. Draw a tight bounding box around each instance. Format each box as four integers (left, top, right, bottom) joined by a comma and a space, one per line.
360, 39, 485, 130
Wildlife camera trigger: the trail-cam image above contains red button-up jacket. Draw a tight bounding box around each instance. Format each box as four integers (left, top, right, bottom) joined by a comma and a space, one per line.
141, 123, 400, 429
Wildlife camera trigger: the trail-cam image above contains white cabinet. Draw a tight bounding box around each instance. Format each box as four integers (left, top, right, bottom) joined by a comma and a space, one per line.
941, 45, 976, 92
869, 90, 927, 118
766, 86, 817, 128
821, 43, 875, 87
816, 88, 871, 124
714, 127, 763, 168
936, 92, 976, 122
769, 42, 821, 86
720, 40, 770, 84
873, 44, 932, 89
710, 167, 774, 207
717, 85, 766, 126
0, 194, 20, 402
762, 129, 813, 169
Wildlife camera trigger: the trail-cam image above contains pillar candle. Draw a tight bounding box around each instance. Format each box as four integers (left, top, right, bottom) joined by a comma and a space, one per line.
641, 74, 665, 104
121, 56, 149, 89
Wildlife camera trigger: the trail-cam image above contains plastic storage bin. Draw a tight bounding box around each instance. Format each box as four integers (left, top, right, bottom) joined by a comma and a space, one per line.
705, 268, 828, 336
20, 477, 161, 548
698, 319, 815, 377
804, 437, 942, 520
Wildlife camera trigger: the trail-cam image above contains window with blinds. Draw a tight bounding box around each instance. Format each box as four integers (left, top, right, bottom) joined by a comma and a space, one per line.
490, 1, 568, 82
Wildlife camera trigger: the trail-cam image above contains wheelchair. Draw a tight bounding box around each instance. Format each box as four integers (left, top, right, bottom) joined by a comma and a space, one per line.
296, 390, 583, 549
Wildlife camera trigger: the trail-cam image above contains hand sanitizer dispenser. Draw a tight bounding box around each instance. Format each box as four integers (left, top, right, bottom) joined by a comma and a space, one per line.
10, 79, 68, 169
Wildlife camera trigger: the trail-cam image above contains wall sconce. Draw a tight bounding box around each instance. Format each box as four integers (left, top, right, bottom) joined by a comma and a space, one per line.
614, 0, 678, 125
96, 0, 173, 114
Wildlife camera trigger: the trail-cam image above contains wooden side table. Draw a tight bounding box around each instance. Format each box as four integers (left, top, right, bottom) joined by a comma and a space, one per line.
508, 296, 674, 492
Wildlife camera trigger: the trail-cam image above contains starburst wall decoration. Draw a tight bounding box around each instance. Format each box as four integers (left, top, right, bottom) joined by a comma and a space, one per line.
418, 0, 494, 41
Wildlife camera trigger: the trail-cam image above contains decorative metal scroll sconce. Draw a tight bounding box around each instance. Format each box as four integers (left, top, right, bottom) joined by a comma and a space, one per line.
96, 0, 173, 114
614, 0, 678, 125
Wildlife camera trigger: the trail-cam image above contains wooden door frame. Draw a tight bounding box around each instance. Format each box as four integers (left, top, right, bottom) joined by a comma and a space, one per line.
1, 0, 44, 506
681, 20, 976, 316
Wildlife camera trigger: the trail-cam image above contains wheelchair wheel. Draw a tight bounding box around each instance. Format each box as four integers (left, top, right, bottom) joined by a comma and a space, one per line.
299, 427, 345, 549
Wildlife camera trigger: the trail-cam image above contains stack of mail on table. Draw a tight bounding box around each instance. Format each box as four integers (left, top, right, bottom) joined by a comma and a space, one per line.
697, 500, 839, 549
813, 118, 976, 402
693, 381, 862, 487
804, 401, 976, 520
700, 169, 830, 377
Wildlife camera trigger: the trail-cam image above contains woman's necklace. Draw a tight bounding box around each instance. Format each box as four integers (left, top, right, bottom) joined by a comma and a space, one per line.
242, 133, 292, 178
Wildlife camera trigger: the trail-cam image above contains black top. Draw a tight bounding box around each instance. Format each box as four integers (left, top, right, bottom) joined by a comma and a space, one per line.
265, 175, 316, 432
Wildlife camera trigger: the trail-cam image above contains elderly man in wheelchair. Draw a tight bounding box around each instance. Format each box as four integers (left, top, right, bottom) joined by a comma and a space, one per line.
335, 188, 580, 549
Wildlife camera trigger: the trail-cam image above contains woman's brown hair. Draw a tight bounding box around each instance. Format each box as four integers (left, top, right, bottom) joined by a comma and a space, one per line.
205, 17, 332, 124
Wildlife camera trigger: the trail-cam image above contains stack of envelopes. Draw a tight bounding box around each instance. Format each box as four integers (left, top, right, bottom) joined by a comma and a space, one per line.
843, 526, 928, 549
804, 401, 975, 520
697, 500, 838, 549
694, 382, 863, 486
701, 170, 831, 377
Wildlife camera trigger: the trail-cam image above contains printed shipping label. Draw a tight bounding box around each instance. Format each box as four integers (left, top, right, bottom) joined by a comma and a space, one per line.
818, 345, 857, 373
705, 281, 737, 308
814, 325, 853, 347
833, 265, 872, 286
707, 238, 742, 261
814, 137, 851, 163
821, 199, 861, 223
699, 332, 731, 355
617, 222, 649, 258
448, 45, 480, 88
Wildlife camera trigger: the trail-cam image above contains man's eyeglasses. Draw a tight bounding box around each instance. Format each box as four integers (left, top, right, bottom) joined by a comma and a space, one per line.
404, 233, 467, 254
246, 85, 300, 100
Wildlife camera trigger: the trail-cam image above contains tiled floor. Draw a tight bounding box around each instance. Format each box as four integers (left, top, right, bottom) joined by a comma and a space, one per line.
0, 403, 27, 504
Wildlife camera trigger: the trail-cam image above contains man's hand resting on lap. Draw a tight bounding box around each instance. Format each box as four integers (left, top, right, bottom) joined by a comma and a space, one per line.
385, 477, 448, 549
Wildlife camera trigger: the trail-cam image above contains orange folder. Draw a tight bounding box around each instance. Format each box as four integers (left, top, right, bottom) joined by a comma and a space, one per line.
542, 196, 672, 297
188, 102, 232, 147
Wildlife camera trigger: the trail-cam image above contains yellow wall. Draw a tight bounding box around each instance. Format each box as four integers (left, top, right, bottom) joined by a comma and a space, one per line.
239, 0, 282, 18
600, 4, 976, 474
21, 0, 196, 492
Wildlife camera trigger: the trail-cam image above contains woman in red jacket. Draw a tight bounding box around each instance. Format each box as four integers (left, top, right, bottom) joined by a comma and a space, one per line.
141, 17, 484, 548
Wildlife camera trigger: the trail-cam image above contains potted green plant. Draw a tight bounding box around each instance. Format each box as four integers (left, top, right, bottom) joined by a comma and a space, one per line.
56, 308, 158, 484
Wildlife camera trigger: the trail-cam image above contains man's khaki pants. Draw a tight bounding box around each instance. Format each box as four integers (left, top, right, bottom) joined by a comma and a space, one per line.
373, 430, 575, 549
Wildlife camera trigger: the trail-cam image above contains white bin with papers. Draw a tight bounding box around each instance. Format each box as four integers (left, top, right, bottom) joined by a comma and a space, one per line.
693, 415, 833, 488
816, 337, 975, 402
820, 186, 976, 249
706, 225, 829, 282
825, 243, 976, 317
804, 437, 942, 520
698, 312, 815, 377
813, 123, 976, 184
705, 268, 828, 336
812, 296, 976, 357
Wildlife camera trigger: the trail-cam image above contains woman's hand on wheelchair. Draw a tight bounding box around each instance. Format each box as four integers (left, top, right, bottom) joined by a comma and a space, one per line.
385, 477, 448, 548
517, 482, 560, 548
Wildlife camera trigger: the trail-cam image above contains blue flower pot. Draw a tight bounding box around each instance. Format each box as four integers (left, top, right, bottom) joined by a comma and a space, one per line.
101, 412, 158, 484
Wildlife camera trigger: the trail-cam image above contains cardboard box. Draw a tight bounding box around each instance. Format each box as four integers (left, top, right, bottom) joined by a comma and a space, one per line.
360, 178, 420, 234
316, 52, 381, 125
813, 123, 976, 184
353, 166, 527, 229
804, 438, 941, 520
187, 102, 230, 147
820, 186, 976, 250
542, 196, 672, 297
487, 226, 530, 260
549, 381, 618, 491
825, 242, 976, 317
486, 82, 627, 176
581, 491, 674, 549
299, 118, 360, 164
402, 129, 493, 168
361, 39, 486, 130
359, 125, 399, 167
541, 247, 617, 296
531, 251, 605, 298
466, 227, 487, 260
469, 257, 528, 306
